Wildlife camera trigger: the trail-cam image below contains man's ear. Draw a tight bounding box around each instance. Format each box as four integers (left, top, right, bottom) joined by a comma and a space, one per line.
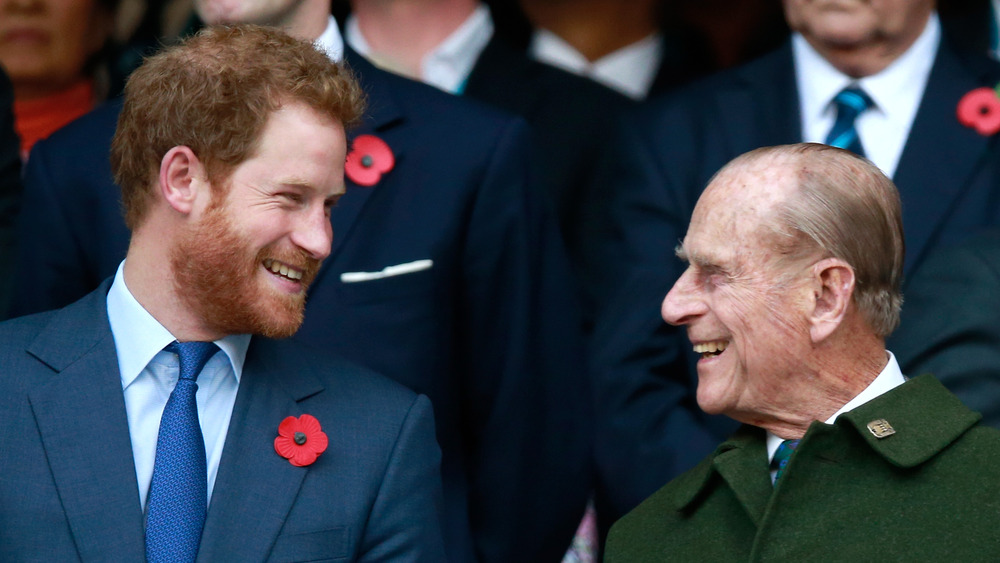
159, 146, 208, 216
808, 257, 855, 343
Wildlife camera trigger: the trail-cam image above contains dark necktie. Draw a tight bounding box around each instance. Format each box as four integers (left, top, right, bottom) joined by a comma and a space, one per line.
825, 86, 873, 157
145, 341, 219, 563
770, 439, 800, 485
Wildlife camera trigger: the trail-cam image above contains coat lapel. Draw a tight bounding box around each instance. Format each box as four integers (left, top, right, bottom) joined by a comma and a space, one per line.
26, 283, 147, 561
892, 39, 1000, 275
674, 426, 773, 526
197, 339, 325, 563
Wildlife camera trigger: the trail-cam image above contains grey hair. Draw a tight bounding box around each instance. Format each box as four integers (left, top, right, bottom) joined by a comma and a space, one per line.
720, 143, 905, 337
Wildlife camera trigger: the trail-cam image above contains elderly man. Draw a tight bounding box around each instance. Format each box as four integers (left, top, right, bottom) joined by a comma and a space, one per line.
0, 25, 445, 561
585, 0, 1000, 534
604, 143, 1000, 560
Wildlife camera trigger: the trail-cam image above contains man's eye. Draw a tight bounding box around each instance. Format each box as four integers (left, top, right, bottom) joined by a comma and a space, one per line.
280, 193, 304, 204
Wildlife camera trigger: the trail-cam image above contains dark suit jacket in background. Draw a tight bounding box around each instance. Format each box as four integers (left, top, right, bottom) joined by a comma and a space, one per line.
0, 282, 445, 562
464, 34, 631, 299
581, 32, 1000, 532
11, 52, 591, 563
890, 229, 1000, 429
605, 375, 1000, 561
0, 68, 21, 319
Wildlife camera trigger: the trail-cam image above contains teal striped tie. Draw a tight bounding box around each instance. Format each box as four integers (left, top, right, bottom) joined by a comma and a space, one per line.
771, 439, 800, 485
825, 87, 872, 157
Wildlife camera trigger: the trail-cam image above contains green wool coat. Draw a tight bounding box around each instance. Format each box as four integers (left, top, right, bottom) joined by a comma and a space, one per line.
606, 375, 1000, 561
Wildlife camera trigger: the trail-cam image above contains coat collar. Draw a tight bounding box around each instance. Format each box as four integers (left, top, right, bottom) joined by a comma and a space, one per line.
671, 376, 980, 518
839, 374, 981, 468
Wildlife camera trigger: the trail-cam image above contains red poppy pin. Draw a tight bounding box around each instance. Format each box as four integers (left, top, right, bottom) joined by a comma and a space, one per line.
346, 134, 395, 186
957, 84, 1000, 136
274, 414, 328, 467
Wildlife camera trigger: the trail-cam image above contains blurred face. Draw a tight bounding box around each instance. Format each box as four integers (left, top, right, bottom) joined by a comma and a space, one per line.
0, 0, 113, 98
172, 101, 346, 338
195, 0, 303, 26
661, 163, 814, 422
782, 0, 933, 60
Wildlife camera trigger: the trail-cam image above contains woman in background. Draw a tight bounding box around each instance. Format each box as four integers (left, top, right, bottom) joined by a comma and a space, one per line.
0, 0, 117, 159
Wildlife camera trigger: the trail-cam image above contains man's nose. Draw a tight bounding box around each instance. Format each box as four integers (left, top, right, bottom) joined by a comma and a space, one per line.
661, 267, 706, 326
291, 205, 333, 260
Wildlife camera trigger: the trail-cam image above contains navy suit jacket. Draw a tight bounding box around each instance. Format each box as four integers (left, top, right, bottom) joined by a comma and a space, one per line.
0, 281, 445, 562
581, 33, 1000, 532
464, 35, 630, 288
12, 52, 591, 563
889, 229, 1000, 429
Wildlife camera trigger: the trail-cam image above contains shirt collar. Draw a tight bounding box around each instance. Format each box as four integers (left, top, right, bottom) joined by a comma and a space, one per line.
766, 350, 906, 461
794, 12, 940, 126
530, 29, 663, 100
345, 4, 493, 94
315, 15, 345, 62
107, 261, 251, 389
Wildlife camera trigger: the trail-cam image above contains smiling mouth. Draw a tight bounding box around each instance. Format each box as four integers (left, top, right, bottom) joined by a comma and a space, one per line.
693, 340, 728, 359
263, 258, 304, 281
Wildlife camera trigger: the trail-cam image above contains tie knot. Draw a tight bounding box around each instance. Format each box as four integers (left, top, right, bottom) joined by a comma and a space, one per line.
165, 341, 219, 382
834, 86, 872, 117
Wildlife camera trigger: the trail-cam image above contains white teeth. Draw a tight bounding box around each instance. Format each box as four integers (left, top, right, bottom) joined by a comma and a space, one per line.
693, 341, 728, 355
263, 259, 304, 281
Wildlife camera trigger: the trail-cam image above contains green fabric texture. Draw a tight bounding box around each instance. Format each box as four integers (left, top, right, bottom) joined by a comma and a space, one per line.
606, 375, 1000, 561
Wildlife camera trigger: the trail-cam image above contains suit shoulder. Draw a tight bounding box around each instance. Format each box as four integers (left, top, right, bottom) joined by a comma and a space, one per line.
33, 98, 120, 151
349, 57, 523, 131
259, 337, 422, 409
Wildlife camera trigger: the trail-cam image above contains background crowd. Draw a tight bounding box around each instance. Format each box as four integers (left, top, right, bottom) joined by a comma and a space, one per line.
2, 0, 1000, 561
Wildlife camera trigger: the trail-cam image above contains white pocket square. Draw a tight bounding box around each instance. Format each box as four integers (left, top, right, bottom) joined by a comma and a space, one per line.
340, 259, 434, 283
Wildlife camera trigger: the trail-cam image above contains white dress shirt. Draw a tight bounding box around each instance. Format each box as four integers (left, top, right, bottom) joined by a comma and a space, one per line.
345, 4, 494, 94
794, 12, 940, 179
529, 28, 663, 100
314, 15, 345, 62
107, 261, 250, 510
766, 351, 907, 481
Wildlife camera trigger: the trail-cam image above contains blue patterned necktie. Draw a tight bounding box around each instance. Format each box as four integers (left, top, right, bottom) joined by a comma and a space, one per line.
145, 341, 219, 563
825, 86, 873, 157
770, 439, 800, 485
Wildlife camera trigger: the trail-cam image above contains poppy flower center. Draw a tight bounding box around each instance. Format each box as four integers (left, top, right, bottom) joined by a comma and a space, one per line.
361, 155, 374, 168
294, 431, 307, 445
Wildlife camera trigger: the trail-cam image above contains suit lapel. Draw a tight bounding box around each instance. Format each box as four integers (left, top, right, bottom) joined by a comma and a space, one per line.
716, 43, 802, 155
892, 39, 999, 275
26, 284, 146, 561
322, 49, 407, 276
197, 339, 325, 563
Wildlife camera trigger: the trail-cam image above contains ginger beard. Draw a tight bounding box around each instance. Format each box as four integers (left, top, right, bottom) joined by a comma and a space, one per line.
170, 201, 321, 339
